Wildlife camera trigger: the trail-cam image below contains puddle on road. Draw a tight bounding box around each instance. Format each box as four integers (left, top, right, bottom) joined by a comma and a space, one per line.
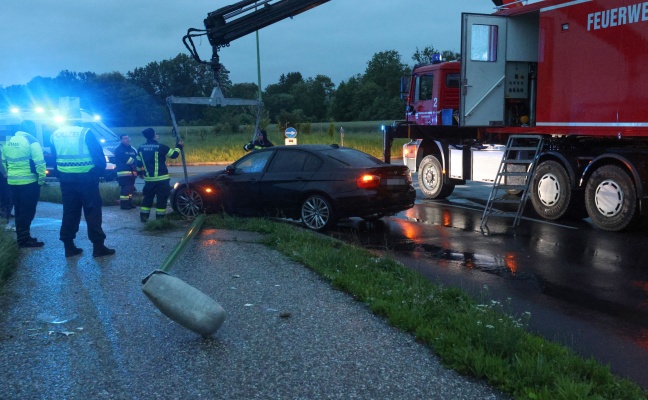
36, 313, 78, 324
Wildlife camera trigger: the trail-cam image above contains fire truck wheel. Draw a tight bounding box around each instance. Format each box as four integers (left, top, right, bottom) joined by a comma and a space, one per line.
585, 165, 638, 232
530, 160, 571, 220
418, 155, 454, 199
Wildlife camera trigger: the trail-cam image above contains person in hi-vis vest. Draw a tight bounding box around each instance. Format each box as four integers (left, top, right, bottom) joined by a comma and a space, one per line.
51, 124, 115, 258
1, 120, 45, 247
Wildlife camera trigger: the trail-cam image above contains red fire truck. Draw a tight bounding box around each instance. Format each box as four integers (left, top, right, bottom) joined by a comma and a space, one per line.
385, 0, 648, 231
185, 0, 647, 231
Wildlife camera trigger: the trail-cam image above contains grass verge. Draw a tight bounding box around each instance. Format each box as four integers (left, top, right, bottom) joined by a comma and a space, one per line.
203, 214, 647, 400
0, 221, 19, 289
113, 123, 410, 163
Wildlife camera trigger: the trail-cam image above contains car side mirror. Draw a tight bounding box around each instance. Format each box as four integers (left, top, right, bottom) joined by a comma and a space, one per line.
225, 165, 235, 175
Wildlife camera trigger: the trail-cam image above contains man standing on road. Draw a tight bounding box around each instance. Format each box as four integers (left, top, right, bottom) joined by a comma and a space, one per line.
135, 128, 182, 222
114, 134, 138, 210
1, 120, 46, 247
51, 122, 115, 258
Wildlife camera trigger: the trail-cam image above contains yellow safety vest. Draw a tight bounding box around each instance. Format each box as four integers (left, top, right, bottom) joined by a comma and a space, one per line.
1, 131, 46, 185
51, 126, 95, 174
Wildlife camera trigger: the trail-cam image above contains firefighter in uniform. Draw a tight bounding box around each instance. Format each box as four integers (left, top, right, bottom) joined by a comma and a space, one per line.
135, 128, 183, 222
51, 124, 115, 258
243, 129, 274, 151
114, 134, 138, 210
1, 120, 46, 247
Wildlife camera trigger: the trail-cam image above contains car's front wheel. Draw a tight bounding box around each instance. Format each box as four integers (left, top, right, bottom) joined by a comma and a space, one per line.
174, 187, 204, 217
301, 194, 335, 231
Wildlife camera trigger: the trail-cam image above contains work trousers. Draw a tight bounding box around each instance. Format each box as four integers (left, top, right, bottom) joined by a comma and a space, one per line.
141, 179, 171, 218
117, 175, 136, 208
59, 180, 106, 245
10, 182, 40, 244
0, 174, 13, 219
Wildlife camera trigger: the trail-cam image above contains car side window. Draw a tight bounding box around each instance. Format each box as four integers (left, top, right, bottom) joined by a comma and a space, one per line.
267, 150, 313, 173
236, 151, 273, 173
303, 154, 321, 172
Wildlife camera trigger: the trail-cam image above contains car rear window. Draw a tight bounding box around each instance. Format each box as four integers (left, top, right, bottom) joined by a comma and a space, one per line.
320, 148, 385, 167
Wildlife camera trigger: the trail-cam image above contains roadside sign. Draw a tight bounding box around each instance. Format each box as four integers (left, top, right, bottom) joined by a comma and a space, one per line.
285, 127, 297, 145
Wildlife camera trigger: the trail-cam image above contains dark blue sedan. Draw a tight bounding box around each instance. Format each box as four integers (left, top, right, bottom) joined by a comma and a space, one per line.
170, 144, 416, 231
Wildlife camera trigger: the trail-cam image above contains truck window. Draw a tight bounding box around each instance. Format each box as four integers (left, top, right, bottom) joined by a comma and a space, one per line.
446, 73, 460, 88
416, 75, 434, 101
471, 24, 498, 62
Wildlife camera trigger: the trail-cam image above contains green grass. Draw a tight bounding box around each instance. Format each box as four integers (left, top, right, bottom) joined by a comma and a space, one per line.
39, 182, 122, 205
113, 122, 409, 164
202, 214, 648, 400
0, 221, 19, 288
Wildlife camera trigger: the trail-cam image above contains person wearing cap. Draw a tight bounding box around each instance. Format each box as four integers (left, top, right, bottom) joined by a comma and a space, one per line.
51, 123, 115, 258
243, 129, 274, 152
1, 120, 46, 247
114, 134, 138, 210
135, 128, 183, 222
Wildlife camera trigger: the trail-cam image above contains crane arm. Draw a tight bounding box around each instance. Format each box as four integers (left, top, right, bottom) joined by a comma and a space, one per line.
183, 0, 330, 79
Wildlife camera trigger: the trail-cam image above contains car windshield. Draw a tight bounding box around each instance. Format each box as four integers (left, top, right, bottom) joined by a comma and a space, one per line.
320, 148, 384, 167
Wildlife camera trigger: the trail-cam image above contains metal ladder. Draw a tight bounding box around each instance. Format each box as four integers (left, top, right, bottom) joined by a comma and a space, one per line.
480, 135, 543, 235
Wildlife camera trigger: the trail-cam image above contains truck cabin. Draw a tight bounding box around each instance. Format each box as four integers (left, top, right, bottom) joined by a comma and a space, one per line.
405, 62, 461, 127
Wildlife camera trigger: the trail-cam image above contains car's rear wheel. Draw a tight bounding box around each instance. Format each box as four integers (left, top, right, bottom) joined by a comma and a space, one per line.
174, 187, 204, 217
301, 194, 335, 231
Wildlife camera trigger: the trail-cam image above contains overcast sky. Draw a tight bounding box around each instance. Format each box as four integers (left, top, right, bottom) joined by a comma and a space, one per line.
1, 0, 500, 89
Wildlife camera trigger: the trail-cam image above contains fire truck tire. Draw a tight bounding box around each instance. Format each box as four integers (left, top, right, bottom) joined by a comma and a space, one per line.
418, 155, 454, 199
585, 165, 638, 231
530, 160, 571, 220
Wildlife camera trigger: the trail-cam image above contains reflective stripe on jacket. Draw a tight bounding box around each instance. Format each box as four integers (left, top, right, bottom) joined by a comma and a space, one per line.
135, 140, 181, 182
2, 131, 46, 185
51, 126, 94, 174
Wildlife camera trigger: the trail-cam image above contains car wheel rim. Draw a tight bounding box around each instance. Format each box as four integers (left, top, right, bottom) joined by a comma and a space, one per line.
537, 173, 560, 206
176, 189, 203, 217
594, 179, 623, 217
302, 197, 330, 230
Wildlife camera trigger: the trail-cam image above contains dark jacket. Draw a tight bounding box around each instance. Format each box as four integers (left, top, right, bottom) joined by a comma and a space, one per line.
244, 131, 274, 152
135, 140, 181, 182
114, 144, 138, 178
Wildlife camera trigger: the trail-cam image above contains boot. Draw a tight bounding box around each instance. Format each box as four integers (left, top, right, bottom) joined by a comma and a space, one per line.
93, 243, 116, 258
64, 240, 83, 257
19, 238, 44, 248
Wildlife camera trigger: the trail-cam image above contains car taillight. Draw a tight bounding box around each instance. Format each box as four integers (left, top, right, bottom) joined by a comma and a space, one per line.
357, 174, 381, 189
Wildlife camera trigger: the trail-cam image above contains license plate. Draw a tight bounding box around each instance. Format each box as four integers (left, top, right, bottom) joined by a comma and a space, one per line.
385, 178, 405, 185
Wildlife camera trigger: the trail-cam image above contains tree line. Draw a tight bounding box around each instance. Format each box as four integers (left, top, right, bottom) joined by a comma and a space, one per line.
0, 46, 457, 130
